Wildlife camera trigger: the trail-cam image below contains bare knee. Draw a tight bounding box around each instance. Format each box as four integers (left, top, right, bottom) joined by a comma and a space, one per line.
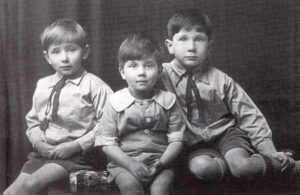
151, 169, 174, 195
228, 158, 252, 179
115, 173, 144, 195
189, 156, 224, 181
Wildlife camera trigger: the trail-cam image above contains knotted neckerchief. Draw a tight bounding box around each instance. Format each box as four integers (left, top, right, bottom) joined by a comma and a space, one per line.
45, 77, 66, 121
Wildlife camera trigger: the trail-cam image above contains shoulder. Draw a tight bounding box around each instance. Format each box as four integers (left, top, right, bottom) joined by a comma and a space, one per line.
35, 74, 55, 88
82, 72, 113, 92
162, 62, 173, 72
206, 66, 234, 85
153, 89, 176, 110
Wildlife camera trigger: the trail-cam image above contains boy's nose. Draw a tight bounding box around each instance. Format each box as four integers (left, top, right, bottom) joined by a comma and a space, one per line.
187, 40, 196, 51
61, 51, 69, 62
137, 66, 146, 75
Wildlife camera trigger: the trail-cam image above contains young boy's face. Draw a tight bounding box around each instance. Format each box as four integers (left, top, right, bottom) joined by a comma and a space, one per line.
165, 27, 212, 70
43, 42, 89, 78
120, 55, 160, 99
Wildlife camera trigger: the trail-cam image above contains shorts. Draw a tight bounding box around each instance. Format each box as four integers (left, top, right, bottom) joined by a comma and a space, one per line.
187, 127, 256, 161
21, 148, 107, 174
173, 127, 256, 182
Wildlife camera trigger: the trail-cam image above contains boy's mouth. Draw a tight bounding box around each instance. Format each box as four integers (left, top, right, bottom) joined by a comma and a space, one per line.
185, 56, 198, 60
61, 65, 72, 70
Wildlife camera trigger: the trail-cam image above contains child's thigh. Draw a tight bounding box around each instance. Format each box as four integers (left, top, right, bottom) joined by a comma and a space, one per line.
28, 163, 69, 186
151, 169, 174, 189
114, 170, 144, 193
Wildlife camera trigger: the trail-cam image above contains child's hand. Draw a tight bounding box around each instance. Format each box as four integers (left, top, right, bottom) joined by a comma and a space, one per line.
269, 151, 293, 171
149, 159, 163, 178
128, 160, 151, 182
35, 141, 55, 158
50, 141, 81, 160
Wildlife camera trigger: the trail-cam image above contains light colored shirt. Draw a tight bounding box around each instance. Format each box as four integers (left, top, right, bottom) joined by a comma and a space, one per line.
160, 59, 273, 149
95, 88, 185, 164
26, 70, 112, 152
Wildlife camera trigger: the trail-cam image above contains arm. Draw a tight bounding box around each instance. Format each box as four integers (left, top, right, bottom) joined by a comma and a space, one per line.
224, 76, 273, 151
150, 98, 185, 176
75, 85, 113, 152
224, 76, 290, 168
26, 80, 53, 157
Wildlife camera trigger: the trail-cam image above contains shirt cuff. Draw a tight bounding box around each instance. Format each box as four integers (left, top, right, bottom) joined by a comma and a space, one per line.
167, 131, 184, 143
256, 139, 277, 155
95, 135, 119, 146
77, 136, 95, 152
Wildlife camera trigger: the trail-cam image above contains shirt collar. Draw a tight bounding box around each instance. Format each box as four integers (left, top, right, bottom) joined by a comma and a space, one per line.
110, 88, 175, 112
170, 59, 209, 85
49, 70, 87, 88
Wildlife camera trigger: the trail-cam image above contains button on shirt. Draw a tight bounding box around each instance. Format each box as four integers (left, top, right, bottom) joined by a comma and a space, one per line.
160, 60, 272, 149
26, 70, 113, 152
95, 88, 185, 166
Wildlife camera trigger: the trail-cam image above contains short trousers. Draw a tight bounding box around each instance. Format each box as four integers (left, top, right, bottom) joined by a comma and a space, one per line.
173, 127, 256, 182
21, 148, 107, 174
187, 127, 256, 161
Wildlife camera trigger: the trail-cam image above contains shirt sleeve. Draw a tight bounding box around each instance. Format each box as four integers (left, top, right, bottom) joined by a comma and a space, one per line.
76, 84, 113, 152
167, 101, 185, 143
94, 99, 119, 147
26, 81, 46, 149
224, 76, 273, 148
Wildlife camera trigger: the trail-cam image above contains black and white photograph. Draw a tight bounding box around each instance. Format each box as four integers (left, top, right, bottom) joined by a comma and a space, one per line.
1, 0, 300, 194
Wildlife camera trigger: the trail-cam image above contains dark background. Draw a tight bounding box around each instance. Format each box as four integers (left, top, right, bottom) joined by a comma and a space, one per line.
1, 0, 299, 192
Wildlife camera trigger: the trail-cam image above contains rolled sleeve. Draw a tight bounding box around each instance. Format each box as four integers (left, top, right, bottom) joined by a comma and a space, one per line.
94, 100, 120, 147
95, 135, 119, 146
167, 101, 185, 143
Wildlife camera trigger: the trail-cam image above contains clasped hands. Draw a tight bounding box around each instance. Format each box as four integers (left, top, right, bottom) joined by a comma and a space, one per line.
35, 140, 80, 160
128, 159, 164, 183
267, 150, 294, 172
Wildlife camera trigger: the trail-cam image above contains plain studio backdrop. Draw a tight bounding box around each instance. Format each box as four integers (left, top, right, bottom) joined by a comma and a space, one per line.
0, 0, 299, 192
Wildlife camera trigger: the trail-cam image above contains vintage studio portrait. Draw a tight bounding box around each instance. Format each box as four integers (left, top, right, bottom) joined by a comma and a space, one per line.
1, 0, 300, 194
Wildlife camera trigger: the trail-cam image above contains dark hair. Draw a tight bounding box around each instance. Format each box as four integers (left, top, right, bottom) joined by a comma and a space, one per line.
118, 32, 164, 69
167, 9, 212, 40
40, 18, 87, 51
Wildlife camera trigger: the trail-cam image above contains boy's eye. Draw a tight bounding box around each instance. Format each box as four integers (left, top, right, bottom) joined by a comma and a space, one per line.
179, 37, 187, 41
145, 63, 155, 68
50, 48, 61, 54
195, 36, 206, 42
66, 46, 78, 52
127, 62, 137, 68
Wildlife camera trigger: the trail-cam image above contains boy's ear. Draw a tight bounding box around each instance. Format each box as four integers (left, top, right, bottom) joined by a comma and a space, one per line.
82, 44, 90, 60
43, 51, 51, 64
119, 67, 126, 80
165, 39, 174, 55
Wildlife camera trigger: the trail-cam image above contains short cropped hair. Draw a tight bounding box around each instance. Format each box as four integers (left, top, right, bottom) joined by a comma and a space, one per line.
167, 9, 212, 40
118, 32, 164, 69
40, 18, 87, 51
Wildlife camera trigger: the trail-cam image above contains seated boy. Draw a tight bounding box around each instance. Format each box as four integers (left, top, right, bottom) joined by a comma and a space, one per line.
4, 18, 112, 195
159, 9, 300, 182
95, 32, 185, 195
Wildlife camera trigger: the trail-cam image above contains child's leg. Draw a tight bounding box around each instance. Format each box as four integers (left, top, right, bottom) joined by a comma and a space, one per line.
224, 147, 265, 179
3, 173, 30, 195
188, 154, 226, 181
150, 168, 174, 195
114, 170, 145, 195
22, 163, 68, 195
